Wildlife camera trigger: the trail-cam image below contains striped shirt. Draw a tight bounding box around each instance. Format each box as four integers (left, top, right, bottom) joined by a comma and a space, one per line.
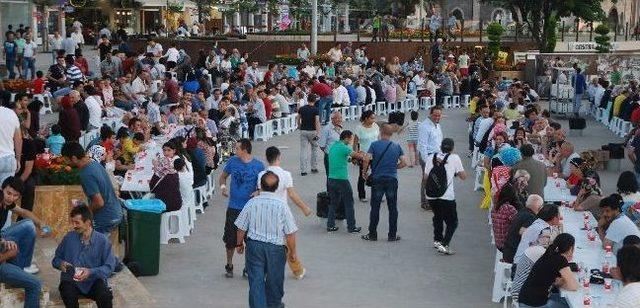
511, 246, 545, 298
235, 192, 298, 246
66, 65, 84, 82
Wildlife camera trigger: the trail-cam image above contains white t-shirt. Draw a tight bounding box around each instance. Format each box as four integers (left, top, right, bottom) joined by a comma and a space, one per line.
84, 96, 103, 129
0, 107, 20, 158
164, 47, 179, 62
423, 152, 464, 201
146, 43, 163, 57
22, 41, 38, 58
130, 77, 148, 102
615, 282, 640, 308
257, 166, 293, 204
458, 54, 470, 69
606, 214, 640, 253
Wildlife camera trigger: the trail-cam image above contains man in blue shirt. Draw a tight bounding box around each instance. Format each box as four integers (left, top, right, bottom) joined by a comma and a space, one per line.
572, 67, 587, 117
361, 124, 408, 241
218, 138, 265, 278
3, 32, 18, 79
62, 142, 122, 234
53, 205, 115, 307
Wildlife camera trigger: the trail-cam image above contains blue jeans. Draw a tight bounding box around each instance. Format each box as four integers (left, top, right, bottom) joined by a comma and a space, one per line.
245, 239, 286, 308
0, 261, 42, 308
317, 96, 333, 124
573, 92, 583, 115
115, 100, 136, 112
52, 87, 72, 98
0, 155, 17, 187
519, 293, 568, 308
22, 57, 36, 79
327, 179, 356, 230
6, 56, 16, 79
1, 219, 37, 268
368, 177, 398, 238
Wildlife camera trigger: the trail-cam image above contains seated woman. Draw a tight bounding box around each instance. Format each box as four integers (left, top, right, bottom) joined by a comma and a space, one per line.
511, 228, 552, 302
490, 147, 522, 202
491, 184, 520, 251
149, 141, 182, 212
511, 127, 530, 149
573, 173, 604, 220
617, 171, 640, 216
518, 233, 579, 308
175, 158, 194, 212
566, 157, 585, 195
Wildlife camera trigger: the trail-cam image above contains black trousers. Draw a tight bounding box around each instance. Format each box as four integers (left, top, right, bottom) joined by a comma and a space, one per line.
428, 199, 458, 246
324, 153, 329, 189
247, 116, 263, 140
357, 163, 366, 199
59, 279, 113, 308
17, 177, 35, 221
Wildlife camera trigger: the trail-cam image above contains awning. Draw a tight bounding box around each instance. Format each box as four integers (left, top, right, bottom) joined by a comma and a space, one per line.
139, 0, 197, 8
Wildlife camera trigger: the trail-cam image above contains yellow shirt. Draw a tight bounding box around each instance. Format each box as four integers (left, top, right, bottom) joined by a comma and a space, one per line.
504, 108, 521, 120
613, 94, 626, 117
121, 138, 140, 165
469, 97, 479, 114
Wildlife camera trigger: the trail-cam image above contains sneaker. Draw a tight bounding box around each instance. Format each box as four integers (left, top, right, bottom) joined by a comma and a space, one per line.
361, 234, 377, 241
301, 172, 308, 176
242, 268, 248, 278
348, 227, 362, 233
437, 245, 455, 255
24, 264, 39, 274
311, 169, 319, 174
434, 242, 446, 252
433, 241, 442, 249
224, 264, 233, 278
327, 226, 339, 232
359, 198, 368, 203
388, 235, 402, 242
294, 268, 306, 280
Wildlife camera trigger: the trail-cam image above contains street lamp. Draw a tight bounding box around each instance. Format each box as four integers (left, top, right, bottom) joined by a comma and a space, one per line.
311, 0, 317, 55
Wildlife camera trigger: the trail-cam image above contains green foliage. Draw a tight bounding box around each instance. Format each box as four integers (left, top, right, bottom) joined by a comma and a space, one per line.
486, 22, 504, 58
482, 0, 605, 52
594, 24, 611, 53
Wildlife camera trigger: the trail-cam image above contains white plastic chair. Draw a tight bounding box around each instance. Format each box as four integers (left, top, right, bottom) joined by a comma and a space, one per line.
34, 94, 53, 115
443, 96, 452, 109
452, 95, 461, 108
492, 258, 514, 305
253, 122, 270, 141
193, 186, 207, 214
463, 95, 471, 108
160, 210, 187, 244
375, 101, 387, 116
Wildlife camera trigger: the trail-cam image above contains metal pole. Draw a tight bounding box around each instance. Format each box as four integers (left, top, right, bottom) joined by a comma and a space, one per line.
625, 22, 629, 41
515, 22, 518, 42
460, 18, 464, 42
311, 0, 318, 55
575, 18, 579, 41
479, 19, 482, 43
590, 22, 593, 41
333, 16, 337, 42
357, 18, 360, 42
614, 23, 618, 41
421, 20, 424, 42
561, 21, 565, 42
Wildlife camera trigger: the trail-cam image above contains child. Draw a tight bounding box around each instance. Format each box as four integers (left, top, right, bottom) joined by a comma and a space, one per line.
45, 124, 65, 155
32, 71, 46, 94
406, 111, 420, 167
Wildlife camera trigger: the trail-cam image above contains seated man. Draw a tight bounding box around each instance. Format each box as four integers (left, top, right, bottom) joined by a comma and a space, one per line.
0, 176, 51, 274
53, 205, 115, 307
0, 238, 42, 308
598, 193, 640, 253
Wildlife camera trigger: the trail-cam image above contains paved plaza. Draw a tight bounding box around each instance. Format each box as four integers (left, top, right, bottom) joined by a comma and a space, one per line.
134, 107, 626, 308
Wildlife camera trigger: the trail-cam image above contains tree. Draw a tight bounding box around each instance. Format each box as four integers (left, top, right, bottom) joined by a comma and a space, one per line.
486, 22, 504, 58
482, 0, 605, 52
594, 24, 611, 53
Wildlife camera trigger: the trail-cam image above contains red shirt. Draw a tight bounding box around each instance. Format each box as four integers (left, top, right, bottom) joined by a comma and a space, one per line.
32, 78, 45, 94
165, 79, 180, 103
263, 97, 273, 120
75, 57, 89, 76
311, 82, 333, 97
123, 58, 135, 75
491, 203, 518, 250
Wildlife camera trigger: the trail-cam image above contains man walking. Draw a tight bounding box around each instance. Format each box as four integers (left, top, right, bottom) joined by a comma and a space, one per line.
258, 146, 311, 279
417, 105, 443, 210
219, 139, 265, 278
297, 94, 320, 176
572, 67, 587, 117
3, 32, 18, 79
235, 171, 298, 308
424, 138, 466, 255
318, 111, 344, 179
326, 131, 369, 233
361, 124, 408, 241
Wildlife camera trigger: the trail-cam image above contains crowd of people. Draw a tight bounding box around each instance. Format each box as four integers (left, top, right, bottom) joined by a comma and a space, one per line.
2, 21, 640, 307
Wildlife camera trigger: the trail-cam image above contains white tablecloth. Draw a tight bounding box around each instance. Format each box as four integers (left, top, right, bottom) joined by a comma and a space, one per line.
120, 124, 188, 193
559, 207, 620, 307
544, 177, 577, 203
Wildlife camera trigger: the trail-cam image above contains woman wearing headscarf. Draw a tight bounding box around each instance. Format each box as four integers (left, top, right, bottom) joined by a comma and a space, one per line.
573, 173, 604, 219
149, 141, 182, 212
490, 146, 522, 203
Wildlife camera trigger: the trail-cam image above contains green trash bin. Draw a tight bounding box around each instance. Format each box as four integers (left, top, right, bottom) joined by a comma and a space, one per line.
125, 199, 165, 276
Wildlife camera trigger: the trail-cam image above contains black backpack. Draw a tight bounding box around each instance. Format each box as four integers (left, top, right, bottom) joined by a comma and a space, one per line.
425, 153, 450, 198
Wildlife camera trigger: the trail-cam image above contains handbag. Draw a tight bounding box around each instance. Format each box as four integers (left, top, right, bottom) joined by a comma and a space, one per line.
365, 142, 393, 187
